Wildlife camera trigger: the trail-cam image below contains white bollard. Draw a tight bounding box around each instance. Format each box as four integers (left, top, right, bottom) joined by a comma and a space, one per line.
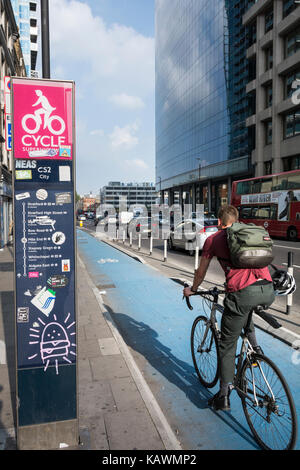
138, 233, 141, 251
150, 236, 153, 255
129, 231, 133, 247
123, 230, 126, 244
287, 251, 294, 315
116, 229, 119, 242
163, 239, 167, 262
195, 246, 199, 273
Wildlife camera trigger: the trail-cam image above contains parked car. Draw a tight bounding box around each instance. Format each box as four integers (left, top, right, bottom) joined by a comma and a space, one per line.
94, 215, 105, 226
168, 215, 218, 255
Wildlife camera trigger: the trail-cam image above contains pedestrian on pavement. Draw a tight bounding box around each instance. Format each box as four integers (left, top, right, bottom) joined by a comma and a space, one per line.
183, 205, 275, 411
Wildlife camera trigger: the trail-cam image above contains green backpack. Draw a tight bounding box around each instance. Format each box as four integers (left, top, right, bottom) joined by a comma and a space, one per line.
226, 222, 274, 269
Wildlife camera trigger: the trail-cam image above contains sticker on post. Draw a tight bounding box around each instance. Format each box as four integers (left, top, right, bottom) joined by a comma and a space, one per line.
52, 232, 66, 245
62, 259, 70, 272
36, 189, 48, 200
30, 287, 56, 316
59, 145, 71, 157
15, 170, 32, 180
47, 275, 69, 288
16, 192, 30, 200
17, 307, 29, 323
55, 192, 71, 205
59, 166, 71, 182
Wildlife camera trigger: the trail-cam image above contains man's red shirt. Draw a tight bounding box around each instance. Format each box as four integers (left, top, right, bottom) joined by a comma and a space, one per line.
201, 229, 272, 292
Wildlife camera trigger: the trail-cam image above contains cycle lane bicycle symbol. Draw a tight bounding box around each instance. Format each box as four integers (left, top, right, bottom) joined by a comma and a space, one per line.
21, 90, 66, 136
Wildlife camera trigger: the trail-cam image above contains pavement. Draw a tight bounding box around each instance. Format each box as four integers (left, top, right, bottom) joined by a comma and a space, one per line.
0, 243, 179, 450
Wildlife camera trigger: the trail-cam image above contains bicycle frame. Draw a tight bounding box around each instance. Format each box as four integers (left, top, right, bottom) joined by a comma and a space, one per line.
199, 293, 276, 410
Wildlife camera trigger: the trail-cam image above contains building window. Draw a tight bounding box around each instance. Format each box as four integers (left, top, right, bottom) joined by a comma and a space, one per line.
285, 69, 300, 99
266, 120, 272, 144
247, 20, 257, 48
283, 155, 300, 171
284, 111, 300, 138
264, 161, 272, 175
265, 8, 273, 34
248, 57, 256, 81
285, 26, 300, 58
283, 0, 300, 19
248, 92, 256, 116
265, 83, 272, 108
265, 46, 273, 71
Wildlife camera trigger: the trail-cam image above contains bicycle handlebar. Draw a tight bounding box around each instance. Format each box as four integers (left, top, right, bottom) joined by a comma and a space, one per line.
183, 283, 226, 311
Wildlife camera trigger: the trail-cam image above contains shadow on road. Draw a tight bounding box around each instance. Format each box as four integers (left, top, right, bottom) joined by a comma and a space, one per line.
104, 304, 258, 449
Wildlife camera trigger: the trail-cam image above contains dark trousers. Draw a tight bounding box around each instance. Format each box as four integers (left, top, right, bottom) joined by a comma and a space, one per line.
219, 282, 275, 384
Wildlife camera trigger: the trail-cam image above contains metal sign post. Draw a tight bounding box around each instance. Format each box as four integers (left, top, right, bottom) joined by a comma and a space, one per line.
12, 77, 78, 449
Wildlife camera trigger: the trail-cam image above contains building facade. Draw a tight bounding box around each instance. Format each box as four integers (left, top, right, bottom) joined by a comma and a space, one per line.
11, 0, 39, 77
0, 0, 26, 248
243, 0, 300, 176
100, 182, 158, 210
155, 0, 257, 214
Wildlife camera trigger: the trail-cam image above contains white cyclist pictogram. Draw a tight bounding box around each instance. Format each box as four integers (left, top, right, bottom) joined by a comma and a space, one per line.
22, 90, 66, 135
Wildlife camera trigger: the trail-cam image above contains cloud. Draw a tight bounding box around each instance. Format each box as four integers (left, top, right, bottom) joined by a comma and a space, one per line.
89, 129, 104, 136
109, 93, 145, 110
124, 159, 149, 170
50, 0, 154, 97
109, 122, 139, 150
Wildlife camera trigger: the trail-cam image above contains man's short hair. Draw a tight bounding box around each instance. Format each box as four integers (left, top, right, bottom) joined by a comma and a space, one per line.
218, 205, 238, 226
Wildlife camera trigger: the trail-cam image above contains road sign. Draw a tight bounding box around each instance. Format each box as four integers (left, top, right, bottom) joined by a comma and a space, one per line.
5, 114, 11, 151
12, 78, 77, 450
12, 78, 73, 160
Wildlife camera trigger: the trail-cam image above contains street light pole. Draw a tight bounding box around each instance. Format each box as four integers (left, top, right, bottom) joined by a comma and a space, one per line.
41, 0, 51, 79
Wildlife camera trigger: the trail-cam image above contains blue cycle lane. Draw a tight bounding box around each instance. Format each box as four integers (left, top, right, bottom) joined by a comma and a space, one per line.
77, 229, 300, 450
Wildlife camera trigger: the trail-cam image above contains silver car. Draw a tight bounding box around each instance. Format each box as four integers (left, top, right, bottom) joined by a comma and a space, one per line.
168, 217, 218, 255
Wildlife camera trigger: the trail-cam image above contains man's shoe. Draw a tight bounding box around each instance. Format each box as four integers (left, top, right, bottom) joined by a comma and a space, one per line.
208, 392, 231, 411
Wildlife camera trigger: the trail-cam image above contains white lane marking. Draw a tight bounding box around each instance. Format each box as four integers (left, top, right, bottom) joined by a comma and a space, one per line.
273, 244, 300, 250
282, 262, 300, 269
0, 340, 6, 364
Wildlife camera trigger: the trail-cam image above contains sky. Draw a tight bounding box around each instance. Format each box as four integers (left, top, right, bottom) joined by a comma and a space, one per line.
48, 0, 155, 196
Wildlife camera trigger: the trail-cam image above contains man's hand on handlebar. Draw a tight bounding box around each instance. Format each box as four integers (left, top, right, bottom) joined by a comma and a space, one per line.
183, 286, 195, 297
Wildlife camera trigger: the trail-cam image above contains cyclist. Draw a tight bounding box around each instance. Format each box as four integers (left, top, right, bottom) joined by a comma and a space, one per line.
183, 205, 275, 411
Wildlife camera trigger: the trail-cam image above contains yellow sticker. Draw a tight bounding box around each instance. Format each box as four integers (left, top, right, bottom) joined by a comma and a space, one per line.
15, 170, 32, 180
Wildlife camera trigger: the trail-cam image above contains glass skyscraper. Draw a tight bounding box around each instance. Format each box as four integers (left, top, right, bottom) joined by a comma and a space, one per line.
11, 0, 39, 77
155, 0, 253, 213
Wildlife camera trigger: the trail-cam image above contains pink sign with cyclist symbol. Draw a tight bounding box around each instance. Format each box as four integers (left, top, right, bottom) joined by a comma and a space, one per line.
12, 79, 74, 159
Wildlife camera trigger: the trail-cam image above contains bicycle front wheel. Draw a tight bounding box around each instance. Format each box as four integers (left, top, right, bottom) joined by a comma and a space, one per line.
240, 354, 298, 450
191, 315, 220, 388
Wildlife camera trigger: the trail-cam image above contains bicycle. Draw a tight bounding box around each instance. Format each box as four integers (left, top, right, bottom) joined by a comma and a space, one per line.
184, 285, 298, 451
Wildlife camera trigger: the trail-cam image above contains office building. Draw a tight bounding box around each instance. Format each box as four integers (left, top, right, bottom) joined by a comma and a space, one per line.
155, 0, 257, 214
11, 0, 39, 77
243, 0, 300, 175
100, 182, 158, 210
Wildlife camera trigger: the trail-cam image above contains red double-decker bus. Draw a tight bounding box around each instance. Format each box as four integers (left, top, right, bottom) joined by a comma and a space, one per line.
231, 169, 300, 241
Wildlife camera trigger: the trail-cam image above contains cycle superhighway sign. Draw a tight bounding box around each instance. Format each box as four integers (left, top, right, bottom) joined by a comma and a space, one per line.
11, 78, 78, 450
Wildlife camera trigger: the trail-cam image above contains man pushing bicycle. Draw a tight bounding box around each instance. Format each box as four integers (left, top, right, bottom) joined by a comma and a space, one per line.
183, 205, 275, 411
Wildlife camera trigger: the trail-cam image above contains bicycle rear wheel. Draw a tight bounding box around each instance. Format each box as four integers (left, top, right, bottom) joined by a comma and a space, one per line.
191, 315, 220, 388
240, 354, 298, 450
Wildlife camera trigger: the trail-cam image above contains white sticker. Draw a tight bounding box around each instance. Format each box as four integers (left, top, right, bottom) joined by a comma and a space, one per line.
52, 232, 66, 245
59, 166, 71, 181
36, 189, 48, 201
16, 192, 30, 200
